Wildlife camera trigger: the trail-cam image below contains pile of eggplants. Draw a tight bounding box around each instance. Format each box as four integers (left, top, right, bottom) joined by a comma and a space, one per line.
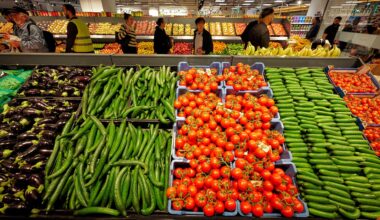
18, 66, 92, 97
0, 98, 79, 214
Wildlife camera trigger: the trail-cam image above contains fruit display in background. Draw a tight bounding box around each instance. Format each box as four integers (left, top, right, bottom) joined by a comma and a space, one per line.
344, 95, 380, 125
138, 41, 154, 54
173, 42, 192, 55
47, 20, 68, 34
235, 23, 246, 35
288, 36, 311, 52
271, 23, 287, 36
269, 42, 282, 48
173, 23, 185, 36
213, 41, 227, 54
36, 21, 51, 31
185, 24, 193, 36
267, 25, 274, 36
364, 127, 380, 156
146, 21, 156, 35
95, 42, 122, 54
243, 44, 341, 57
89, 22, 122, 35
222, 22, 235, 36
0, 22, 13, 33
209, 22, 222, 36
328, 71, 378, 93
223, 63, 267, 91
225, 43, 244, 55
165, 23, 173, 35
135, 20, 148, 35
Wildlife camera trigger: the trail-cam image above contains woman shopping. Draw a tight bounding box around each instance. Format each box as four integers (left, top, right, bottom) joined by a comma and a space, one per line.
154, 18, 172, 54
117, 13, 137, 54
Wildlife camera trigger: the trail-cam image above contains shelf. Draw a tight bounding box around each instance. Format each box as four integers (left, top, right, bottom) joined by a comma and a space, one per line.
291, 23, 312, 25
291, 30, 309, 32
53, 35, 288, 41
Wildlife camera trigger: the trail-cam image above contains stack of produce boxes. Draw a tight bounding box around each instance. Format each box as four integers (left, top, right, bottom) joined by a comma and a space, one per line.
0, 66, 90, 214
169, 62, 308, 217
42, 65, 176, 216
266, 67, 380, 219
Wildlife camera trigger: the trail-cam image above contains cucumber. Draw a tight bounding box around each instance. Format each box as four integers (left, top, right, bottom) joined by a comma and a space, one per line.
319, 169, 340, 177
309, 208, 338, 218
304, 190, 329, 197
309, 153, 329, 159
304, 195, 330, 203
316, 164, 339, 171
320, 175, 344, 184
337, 165, 361, 173
324, 186, 351, 198
324, 181, 349, 192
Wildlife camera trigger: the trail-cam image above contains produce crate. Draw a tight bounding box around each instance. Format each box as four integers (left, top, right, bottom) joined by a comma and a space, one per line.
177, 61, 223, 88
225, 87, 279, 119
172, 120, 292, 163
237, 161, 309, 218
168, 159, 238, 216
175, 87, 225, 121
325, 67, 380, 97
221, 62, 270, 92
342, 93, 380, 127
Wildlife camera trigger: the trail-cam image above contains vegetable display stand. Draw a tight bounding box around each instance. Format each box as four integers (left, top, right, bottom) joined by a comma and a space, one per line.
343, 94, 380, 127
237, 161, 309, 218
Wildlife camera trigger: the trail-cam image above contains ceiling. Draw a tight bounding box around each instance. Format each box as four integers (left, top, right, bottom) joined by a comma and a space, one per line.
115, 0, 312, 8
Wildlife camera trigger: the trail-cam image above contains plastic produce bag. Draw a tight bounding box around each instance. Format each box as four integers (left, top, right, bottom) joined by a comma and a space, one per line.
16, 70, 32, 82
0, 75, 24, 90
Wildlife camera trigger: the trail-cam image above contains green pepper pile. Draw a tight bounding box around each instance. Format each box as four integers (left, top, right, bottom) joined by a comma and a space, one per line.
81, 65, 177, 122
44, 116, 172, 216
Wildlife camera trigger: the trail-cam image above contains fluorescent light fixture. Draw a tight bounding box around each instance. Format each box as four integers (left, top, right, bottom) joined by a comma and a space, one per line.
274, 0, 285, 2
345, 1, 361, 3
242, 3, 251, 5
297, 0, 302, 4
215, 0, 225, 2
219, 3, 227, 5
263, 3, 272, 6
245, 0, 254, 2
134, 2, 141, 4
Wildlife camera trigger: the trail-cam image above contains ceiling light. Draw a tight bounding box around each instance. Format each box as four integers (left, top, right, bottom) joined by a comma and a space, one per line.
297, 0, 302, 4
219, 3, 227, 5
244, 0, 254, 2
215, 0, 225, 2
263, 3, 272, 6
242, 3, 251, 5
274, 0, 284, 2
134, 2, 141, 4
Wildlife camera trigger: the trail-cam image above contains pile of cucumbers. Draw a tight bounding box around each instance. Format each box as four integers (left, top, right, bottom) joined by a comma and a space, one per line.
266, 67, 380, 219
44, 116, 172, 216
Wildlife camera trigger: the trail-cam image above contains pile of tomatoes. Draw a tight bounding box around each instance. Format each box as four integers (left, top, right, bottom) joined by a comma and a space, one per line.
364, 127, 380, 156
328, 71, 378, 93
169, 89, 304, 217
178, 67, 223, 91
223, 63, 268, 91
344, 95, 380, 124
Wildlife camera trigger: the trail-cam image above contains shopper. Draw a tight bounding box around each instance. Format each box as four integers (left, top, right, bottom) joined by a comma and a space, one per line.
241, 19, 259, 49
117, 13, 137, 54
322, 16, 342, 45
9, 7, 48, 52
193, 17, 213, 55
154, 18, 172, 54
63, 4, 93, 53
305, 17, 321, 41
248, 7, 274, 48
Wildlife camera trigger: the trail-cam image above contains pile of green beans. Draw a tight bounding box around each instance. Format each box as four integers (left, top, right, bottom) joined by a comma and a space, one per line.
44, 116, 172, 216
81, 65, 177, 122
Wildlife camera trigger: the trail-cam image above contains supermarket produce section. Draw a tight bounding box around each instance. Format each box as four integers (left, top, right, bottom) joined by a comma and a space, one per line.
0, 54, 380, 219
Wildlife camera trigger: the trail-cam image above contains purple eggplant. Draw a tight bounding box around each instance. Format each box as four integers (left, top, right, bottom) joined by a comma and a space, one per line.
2, 203, 29, 215
23, 108, 42, 117
17, 145, 38, 159
39, 123, 58, 130
39, 148, 52, 156
1, 160, 17, 171
25, 187, 40, 204
28, 174, 43, 188
2, 194, 23, 204
56, 119, 67, 129
0, 174, 8, 183
14, 173, 28, 189
37, 139, 52, 148
36, 117, 55, 126
15, 140, 38, 151
24, 89, 41, 96
25, 154, 46, 164
33, 100, 50, 110
58, 112, 72, 119
38, 130, 55, 139
0, 140, 16, 148
74, 75, 90, 83
17, 132, 37, 141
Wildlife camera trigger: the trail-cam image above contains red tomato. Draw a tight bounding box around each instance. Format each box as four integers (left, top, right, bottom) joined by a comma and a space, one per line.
252, 204, 264, 217
185, 197, 195, 210
194, 192, 207, 208
231, 168, 243, 180
240, 201, 252, 215
172, 200, 184, 210
281, 206, 294, 217
214, 200, 225, 214
166, 187, 176, 199
203, 204, 215, 216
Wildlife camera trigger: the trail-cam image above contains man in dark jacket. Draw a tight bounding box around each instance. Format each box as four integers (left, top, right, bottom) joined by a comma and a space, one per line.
154, 18, 172, 54
248, 7, 274, 48
306, 17, 321, 41
193, 17, 213, 55
322, 16, 342, 45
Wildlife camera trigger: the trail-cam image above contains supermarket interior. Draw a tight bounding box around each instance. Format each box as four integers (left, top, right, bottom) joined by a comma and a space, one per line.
1, 0, 380, 219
